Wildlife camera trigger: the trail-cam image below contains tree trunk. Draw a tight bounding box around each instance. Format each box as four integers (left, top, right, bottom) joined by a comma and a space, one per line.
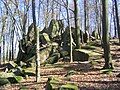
0, 46, 1, 64
2, 36, 5, 63
99, 0, 102, 40
9, 23, 12, 61
45, 0, 49, 27
32, 0, 40, 82
84, 0, 87, 32
114, 0, 120, 41
86, 1, 89, 33
11, 20, 15, 60
2, 16, 6, 63
112, 2, 117, 37
102, 0, 113, 69
95, 0, 101, 40
73, 0, 81, 49
110, 13, 113, 38
38, 0, 41, 25
66, 0, 73, 63
6, 45, 9, 62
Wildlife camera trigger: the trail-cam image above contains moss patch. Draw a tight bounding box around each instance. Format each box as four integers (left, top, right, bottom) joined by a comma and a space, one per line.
60, 83, 78, 90
7, 76, 23, 84
0, 77, 10, 86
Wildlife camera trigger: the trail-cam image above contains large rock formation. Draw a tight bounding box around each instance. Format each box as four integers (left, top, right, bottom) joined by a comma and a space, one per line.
17, 19, 64, 66
39, 33, 51, 45
27, 23, 35, 42
61, 26, 76, 51
43, 19, 64, 40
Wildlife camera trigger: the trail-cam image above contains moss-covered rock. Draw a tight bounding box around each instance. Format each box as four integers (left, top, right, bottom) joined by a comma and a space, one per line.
0, 71, 23, 85
0, 72, 23, 84
73, 49, 102, 61
91, 30, 99, 40
60, 50, 69, 57
62, 27, 70, 47
0, 77, 10, 86
45, 53, 60, 64
19, 86, 29, 90
7, 76, 23, 84
27, 23, 34, 42
40, 46, 52, 63
73, 49, 89, 61
0, 62, 17, 73
17, 23, 38, 65
6, 62, 17, 70
60, 83, 78, 90
45, 77, 61, 90
17, 20, 63, 66
16, 41, 35, 65
87, 40, 101, 47
49, 42, 59, 55
83, 31, 89, 43
0, 72, 14, 78
64, 70, 76, 77
100, 69, 113, 74
17, 44, 52, 65
13, 67, 25, 77
39, 33, 51, 45
24, 72, 35, 76
45, 77, 79, 90
48, 19, 61, 39
0, 73, 22, 86
62, 27, 75, 51
81, 45, 96, 50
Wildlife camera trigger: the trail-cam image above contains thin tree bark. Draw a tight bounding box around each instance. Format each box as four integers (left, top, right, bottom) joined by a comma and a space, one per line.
0, 46, 1, 64
11, 19, 15, 60
38, 0, 41, 25
99, 0, 102, 40
114, 0, 120, 41
2, 36, 5, 63
110, 13, 113, 38
95, 0, 101, 40
84, 0, 87, 31
66, 0, 73, 63
112, 2, 117, 37
45, 0, 49, 27
2, 16, 7, 63
32, 0, 40, 82
51, 0, 55, 19
9, 22, 12, 61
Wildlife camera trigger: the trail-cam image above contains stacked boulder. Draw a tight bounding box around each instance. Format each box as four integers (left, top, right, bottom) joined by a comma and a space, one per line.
17, 19, 64, 66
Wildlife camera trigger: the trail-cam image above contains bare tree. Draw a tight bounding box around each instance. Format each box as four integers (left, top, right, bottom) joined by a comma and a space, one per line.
32, 0, 40, 82
102, 0, 113, 69
112, 1, 117, 38
66, 0, 73, 62
73, 0, 81, 49
114, 0, 120, 42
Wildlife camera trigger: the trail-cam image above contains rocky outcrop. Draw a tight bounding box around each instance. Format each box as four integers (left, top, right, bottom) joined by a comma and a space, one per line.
17, 19, 64, 66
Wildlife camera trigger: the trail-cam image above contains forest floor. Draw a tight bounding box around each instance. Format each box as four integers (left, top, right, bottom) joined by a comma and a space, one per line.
1, 40, 120, 90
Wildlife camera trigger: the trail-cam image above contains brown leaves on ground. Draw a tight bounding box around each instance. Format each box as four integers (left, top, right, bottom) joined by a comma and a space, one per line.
1, 42, 120, 90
